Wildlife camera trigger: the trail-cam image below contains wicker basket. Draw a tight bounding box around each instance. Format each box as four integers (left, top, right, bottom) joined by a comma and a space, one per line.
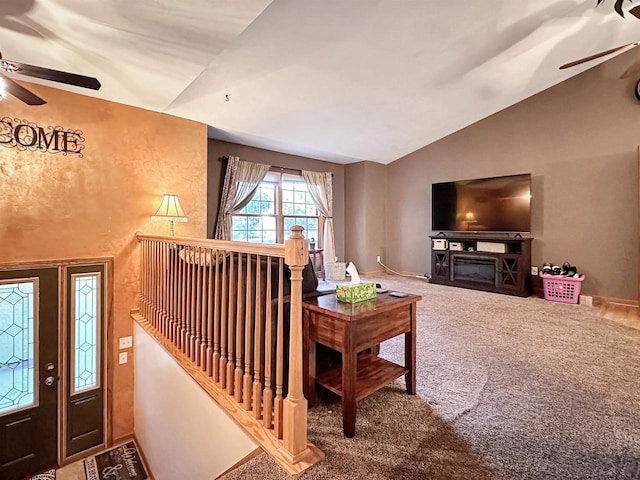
325, 262, 346, 281
541, 273, 584, 304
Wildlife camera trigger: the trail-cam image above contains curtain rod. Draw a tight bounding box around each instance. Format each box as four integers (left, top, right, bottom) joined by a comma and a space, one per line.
220, 156, 333, 176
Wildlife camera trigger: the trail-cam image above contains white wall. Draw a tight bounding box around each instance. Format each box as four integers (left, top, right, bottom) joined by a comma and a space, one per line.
133, 323, 257, 480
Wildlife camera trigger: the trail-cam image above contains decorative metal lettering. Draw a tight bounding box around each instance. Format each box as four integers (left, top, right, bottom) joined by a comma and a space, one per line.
0, 117, 85, 157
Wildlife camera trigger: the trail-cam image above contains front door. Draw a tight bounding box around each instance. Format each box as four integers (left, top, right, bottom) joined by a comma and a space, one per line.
0, 268, 59, 480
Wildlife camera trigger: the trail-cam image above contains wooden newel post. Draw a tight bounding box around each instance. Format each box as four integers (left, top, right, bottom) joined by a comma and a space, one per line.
282, 225, 309, 462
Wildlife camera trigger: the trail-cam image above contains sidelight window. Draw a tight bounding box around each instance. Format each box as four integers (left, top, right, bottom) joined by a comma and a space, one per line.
71, 273, 101, 394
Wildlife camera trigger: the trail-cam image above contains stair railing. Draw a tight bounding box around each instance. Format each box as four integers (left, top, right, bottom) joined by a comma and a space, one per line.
132, 226, 322, 474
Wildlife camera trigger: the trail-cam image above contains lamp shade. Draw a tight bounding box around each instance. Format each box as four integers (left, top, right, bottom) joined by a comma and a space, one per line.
152, 194, 188, 223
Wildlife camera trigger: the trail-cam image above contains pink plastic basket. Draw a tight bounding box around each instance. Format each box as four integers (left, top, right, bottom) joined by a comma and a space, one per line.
541, 273, 584, 304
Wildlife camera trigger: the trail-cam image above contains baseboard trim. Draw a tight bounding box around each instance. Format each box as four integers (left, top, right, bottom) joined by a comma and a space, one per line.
594, 296, 639, 307
360, 269, 386, 276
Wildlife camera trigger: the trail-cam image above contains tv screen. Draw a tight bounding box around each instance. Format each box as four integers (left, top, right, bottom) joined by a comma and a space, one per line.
432, 174, 531, 232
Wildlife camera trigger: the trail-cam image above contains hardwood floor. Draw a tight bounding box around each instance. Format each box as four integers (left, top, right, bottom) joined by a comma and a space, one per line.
56, 460, 86, 480
598, 301, 640, 331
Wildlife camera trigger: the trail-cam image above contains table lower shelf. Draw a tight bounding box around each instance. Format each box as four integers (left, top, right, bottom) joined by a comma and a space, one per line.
315, 354, 408, 402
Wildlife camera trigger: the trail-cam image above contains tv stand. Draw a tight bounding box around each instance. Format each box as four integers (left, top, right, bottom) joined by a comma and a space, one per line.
429, 234, 532, 297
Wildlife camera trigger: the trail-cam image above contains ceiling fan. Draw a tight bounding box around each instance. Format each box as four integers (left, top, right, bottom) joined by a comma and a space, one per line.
0, 51, 101, 105
559, 3, 640, 74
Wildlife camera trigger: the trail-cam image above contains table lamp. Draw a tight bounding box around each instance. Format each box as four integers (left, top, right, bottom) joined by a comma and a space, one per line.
152, 194, 188, 236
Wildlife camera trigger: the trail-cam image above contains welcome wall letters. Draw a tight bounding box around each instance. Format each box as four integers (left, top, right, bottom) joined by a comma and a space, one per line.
0, 117, 85, 157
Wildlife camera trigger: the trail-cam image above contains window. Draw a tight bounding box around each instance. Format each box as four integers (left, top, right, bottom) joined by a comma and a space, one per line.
231, 172, 320, 244
0, 279, 37, 414
71, 273, 101, 394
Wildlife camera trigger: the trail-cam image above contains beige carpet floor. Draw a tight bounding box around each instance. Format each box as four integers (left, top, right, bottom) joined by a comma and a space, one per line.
221, 275, 640, 479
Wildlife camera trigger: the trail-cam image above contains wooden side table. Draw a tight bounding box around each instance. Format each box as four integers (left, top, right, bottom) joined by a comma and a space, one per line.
308, 249, 324, 279
302, 292, 421, 437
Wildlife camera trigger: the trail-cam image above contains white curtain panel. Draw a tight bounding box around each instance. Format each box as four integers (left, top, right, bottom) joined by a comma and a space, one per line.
214, 156, 270, 240
302, 170, 335, 268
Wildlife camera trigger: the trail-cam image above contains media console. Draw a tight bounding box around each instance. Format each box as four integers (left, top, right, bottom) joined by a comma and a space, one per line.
429, 234, 532, 297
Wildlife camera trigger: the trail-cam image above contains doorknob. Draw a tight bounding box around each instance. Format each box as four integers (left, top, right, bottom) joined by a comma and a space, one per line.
44, 376, 56, 386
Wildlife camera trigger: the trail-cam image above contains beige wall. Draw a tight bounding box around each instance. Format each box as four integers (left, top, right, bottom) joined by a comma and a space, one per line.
207, 140, 346, 262
134, 324, 256, 480
385, 48, 640, 300
0, 82, 207, 440
344, 161, 386, 272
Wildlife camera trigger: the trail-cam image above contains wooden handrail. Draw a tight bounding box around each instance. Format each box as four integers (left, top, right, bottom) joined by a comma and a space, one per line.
135, 233, 287, 257
133, 229, 322, 474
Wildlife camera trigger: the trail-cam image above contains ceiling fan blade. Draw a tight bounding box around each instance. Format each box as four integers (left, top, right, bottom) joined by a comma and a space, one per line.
3, 59, 101, 90
559, 42, 638, 69
0, 73, 46, 105
630, 5, 640, 20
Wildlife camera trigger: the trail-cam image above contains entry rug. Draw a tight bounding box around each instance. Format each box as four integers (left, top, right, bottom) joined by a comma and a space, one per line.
29, 469, 55, 480
84, 441, 148, 480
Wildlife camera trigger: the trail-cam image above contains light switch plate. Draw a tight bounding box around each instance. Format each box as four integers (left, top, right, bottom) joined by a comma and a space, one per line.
119, 336, 133, 349
119, 352, 128, 364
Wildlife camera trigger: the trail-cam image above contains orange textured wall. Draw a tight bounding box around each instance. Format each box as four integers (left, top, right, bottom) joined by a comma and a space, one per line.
0, 82, 207, 440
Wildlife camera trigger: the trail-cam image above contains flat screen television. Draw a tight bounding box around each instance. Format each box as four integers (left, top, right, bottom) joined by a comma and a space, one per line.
432, 173, 531, 232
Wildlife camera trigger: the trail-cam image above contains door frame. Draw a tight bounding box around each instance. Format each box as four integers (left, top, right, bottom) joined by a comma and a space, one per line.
0, 257, 113, 467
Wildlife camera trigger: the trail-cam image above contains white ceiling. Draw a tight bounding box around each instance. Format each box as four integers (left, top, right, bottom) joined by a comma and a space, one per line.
2, 0, 640, 164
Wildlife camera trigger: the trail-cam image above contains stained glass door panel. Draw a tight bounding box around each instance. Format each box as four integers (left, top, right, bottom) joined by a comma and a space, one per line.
0, 279, 37, 414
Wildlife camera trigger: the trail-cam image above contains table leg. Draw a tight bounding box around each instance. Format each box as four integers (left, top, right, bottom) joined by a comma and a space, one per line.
405, 303, 417, 395
342, 347, 357, 437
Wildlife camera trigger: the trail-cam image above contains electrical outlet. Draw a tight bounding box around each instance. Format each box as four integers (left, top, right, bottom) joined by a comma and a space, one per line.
376, 255, 381, 263
119, 336, 133, 349
531, 266, 538, 276
119, 352, 128, 364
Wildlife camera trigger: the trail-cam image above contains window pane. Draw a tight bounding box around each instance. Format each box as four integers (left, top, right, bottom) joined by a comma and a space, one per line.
283, 217, 296, 236
247, 216, 261, 230
282, 202, 294, 216
283, 181, 317, 220
232, 214, 276, 244
0, 280, 36, 414
237, 184, 275, 215
232, 231, 247, 241
232, 216, 247, 230
72, 274, 100, 394
263, 216, 276, 230
283, 217, 318, 243
245, 201, 260, 214
247, 230, 261, 242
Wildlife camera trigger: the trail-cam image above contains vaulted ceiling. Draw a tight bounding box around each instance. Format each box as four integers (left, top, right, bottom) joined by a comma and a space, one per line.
2, 0, 640, 164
